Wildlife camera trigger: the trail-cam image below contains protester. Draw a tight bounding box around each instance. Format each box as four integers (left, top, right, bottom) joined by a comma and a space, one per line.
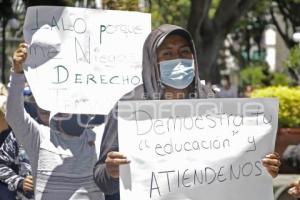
6, 43, 105, 200
288, 179, 300, 198
0, 90, 14, 200
0, 83, 10, 146
0, 84, 53, 200
282, 144, 300, 198
216, 75, 238, 98
243, 85, 253, 97
0, 132, 34, 200
0, 84, 34, 200
93, 24, 281, 200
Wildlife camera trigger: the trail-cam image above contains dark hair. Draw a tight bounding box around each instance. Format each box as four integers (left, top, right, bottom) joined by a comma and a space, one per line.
222, 75, 230, 82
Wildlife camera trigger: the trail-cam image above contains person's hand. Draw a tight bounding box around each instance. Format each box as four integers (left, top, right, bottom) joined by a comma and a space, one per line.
13, 42, 28, 73
22, 175, 33, 193
288, 179, 300, 198
262, 152, 281, 178
105, 151, 130, 178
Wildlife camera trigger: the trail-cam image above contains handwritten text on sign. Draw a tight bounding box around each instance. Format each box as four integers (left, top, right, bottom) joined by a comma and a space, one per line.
118, 98, 278, 200
23, 6, 151, 114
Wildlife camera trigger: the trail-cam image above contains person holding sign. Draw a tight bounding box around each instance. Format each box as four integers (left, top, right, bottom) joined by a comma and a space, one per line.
288, 178, 300, 198
93, 24, 281, 199
6, 43, 105, 200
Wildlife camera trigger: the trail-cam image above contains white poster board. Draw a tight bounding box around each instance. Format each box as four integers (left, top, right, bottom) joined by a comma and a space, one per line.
118, 98, 279, 200
23, 6, 151, 114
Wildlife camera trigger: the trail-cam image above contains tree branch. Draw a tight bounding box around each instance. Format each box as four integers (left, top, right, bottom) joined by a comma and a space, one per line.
278, 0, 292, 16
187, 0, 211, 39
270, 6, 293, 48
276, 0, 300, 27
276, 0, 295, 23
147, 0, 152, 12
213, 0, 259, 34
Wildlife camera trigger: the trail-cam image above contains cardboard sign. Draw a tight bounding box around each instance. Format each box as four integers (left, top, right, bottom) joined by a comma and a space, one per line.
23, 6, 151, 114
118, 98, 278, 200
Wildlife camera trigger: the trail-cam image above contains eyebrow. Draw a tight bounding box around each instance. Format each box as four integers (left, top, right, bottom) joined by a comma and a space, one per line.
180, 45, 191, 49
160, 43, 190, 49
159, 47, 173, 50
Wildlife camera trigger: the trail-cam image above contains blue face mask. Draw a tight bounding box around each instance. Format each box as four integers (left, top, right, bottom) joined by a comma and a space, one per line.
159, 58, 195, 89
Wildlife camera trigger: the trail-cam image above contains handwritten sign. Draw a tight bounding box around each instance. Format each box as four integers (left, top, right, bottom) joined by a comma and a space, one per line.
23, 6, 151, 114
118, 98, 278, 200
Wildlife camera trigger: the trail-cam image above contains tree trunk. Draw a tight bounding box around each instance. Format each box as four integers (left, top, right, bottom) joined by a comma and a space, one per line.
187, 0, 211, 40
24, 0, 72, 7
188, 0, 259, 83
196, 22, 225, 83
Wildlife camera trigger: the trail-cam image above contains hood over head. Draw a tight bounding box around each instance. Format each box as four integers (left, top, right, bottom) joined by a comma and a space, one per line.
138, 24, 213, 100
50, 112, 93, 137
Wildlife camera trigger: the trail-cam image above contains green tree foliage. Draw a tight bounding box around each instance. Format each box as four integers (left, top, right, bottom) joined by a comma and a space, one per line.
251, 86, 300, 127
270, 72, 294, 86
240, 64, 268, 88
102, 0, 139, 11
270, 0, 300, 48
207, 0, 220, 18
285, 46, 300, 69
226, 1, 272, 69
240, 61, 293, 88
284, 46, 300, 84
147, 0, 190, 28
185, 0, 261, 82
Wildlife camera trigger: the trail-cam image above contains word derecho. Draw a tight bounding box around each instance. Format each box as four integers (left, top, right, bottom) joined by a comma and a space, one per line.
52, 65, 141, 85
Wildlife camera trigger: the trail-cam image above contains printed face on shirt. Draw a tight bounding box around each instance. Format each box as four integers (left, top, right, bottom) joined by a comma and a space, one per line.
157, 34, 193, 62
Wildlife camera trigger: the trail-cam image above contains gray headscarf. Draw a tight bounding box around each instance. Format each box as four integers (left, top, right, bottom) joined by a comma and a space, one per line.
124, 24, 214, 100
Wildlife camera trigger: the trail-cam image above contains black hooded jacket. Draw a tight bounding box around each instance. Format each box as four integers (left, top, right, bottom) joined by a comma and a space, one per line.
93, 24, 214, 197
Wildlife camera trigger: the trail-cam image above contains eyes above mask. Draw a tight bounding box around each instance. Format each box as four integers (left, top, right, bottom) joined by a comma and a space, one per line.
159, 58, 195, 89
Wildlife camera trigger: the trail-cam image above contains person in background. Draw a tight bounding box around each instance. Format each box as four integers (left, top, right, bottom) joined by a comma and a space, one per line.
0, 86, 35, 200
0, 88, 15, 200
0, 83, 10, 146
243, 85, 253, 98
6, 43, 105, 200
288, 179, 300, 198
93, 24, 281, 200
283, 144, 300, 198
0, 132, 34, 200
216, 75, 238, 98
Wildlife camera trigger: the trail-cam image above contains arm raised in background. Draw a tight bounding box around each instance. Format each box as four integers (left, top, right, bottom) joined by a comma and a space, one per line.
5, 43, 43, 165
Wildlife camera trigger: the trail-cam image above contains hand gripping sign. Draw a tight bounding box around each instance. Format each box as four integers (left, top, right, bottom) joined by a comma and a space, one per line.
118, 98, 279, 200
23, 6, 151, 114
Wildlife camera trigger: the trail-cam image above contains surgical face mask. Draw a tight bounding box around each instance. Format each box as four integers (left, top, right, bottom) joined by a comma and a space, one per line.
59, 114, 91, 137
159, 58, 195, 89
